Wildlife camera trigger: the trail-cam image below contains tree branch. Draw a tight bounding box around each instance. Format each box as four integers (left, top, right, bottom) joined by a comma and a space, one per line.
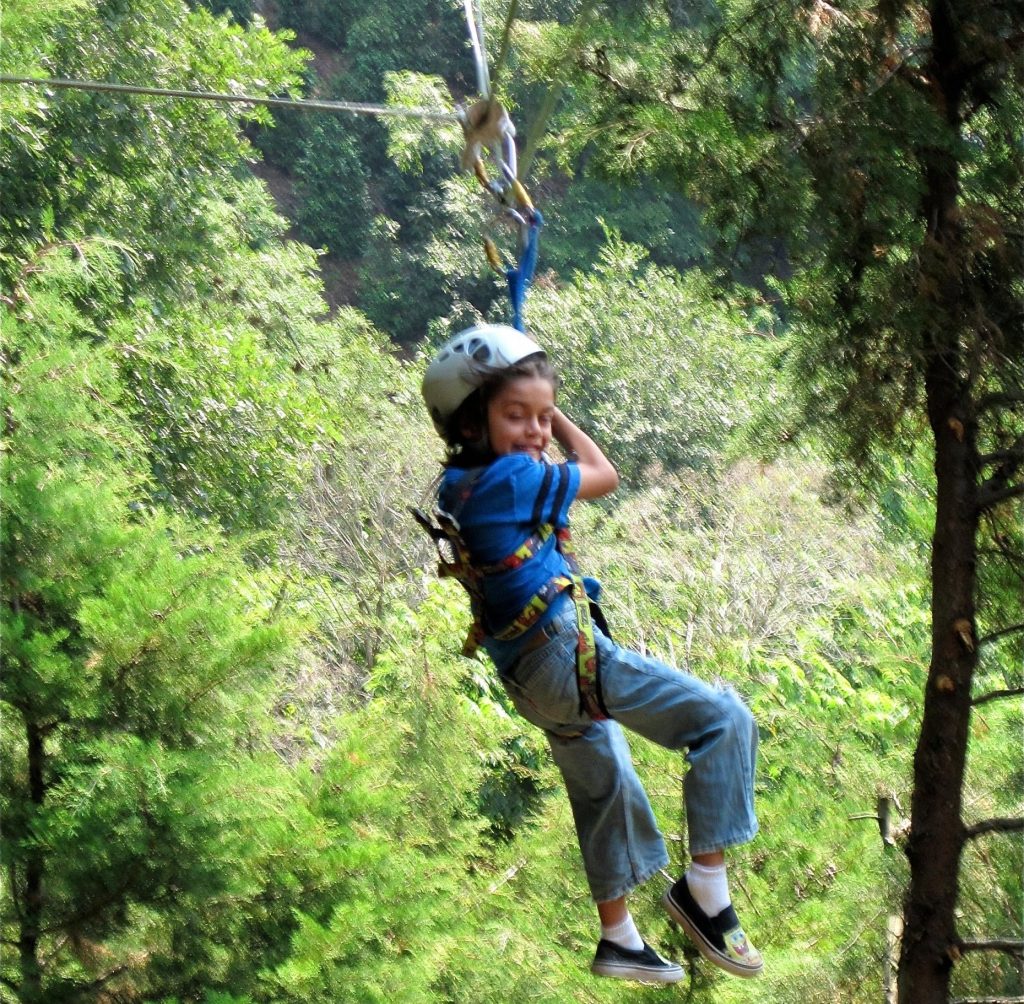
959, 939, 1024, 958
978, 431, 1024, 512
39, 867, 140, 936
978, 546, 1024, 585
978, 455, 1022, 476
978, 436, 1024, 469
977, 623, 1024, 649
79, 964, 132, 993
895, 61, 931, 93
976, 390, 1024, 414
964, 816, 1024, 840
578, 52, 643, 101
7, 863, 24, 923
979, 510, 1024, 584
579, 4, 793, 115
670, 4, 774, 86
977, 481, 1024, 514
973, 686, 1024, 707
950, 998, 1024, 1004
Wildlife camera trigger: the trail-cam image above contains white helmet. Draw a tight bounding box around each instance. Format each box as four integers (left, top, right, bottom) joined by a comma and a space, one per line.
422, 323, 544, 434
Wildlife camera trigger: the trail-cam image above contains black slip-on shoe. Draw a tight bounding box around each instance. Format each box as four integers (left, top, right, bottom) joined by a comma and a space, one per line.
590, 939, 686, 984
662, 878, 764, 978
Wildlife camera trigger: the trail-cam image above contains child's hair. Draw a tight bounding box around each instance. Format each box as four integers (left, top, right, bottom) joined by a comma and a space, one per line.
442, 352, 557, 468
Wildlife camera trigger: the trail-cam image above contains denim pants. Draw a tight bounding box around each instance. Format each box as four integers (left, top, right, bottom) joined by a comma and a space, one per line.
488, 601, 759, 904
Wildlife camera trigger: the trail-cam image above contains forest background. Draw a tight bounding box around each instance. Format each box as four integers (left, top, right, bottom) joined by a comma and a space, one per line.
1, 0, 1021, 1002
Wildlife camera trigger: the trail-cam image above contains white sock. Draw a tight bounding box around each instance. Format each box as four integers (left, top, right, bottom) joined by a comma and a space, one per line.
685, 861, 731, 917
601, 912, 644, 951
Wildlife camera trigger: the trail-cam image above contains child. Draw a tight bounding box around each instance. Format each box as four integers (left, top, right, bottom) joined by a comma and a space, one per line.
420, 323, 763, 984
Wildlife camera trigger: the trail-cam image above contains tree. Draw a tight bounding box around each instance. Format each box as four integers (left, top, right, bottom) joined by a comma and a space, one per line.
0, 5, 422, 997
525, 232, 771, 485
537, 0, 1023, 999
0, 248, 331, 1001
0, 0, 307, 293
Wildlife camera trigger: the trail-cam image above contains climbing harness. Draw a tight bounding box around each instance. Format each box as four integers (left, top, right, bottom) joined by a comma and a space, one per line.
413, 472, 608, 721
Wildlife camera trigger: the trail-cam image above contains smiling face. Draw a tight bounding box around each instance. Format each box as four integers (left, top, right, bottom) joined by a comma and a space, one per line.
485, 375, 556, 461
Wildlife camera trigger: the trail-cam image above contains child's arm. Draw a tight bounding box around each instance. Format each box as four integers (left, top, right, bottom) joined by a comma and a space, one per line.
552, 409, 619, 500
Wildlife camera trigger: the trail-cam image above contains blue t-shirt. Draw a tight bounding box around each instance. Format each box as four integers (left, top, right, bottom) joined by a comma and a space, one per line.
438, 453, 581, 636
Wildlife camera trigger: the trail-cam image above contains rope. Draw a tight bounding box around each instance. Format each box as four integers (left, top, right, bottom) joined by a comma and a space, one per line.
505, 210, 543, 333
0, 75, 459, 122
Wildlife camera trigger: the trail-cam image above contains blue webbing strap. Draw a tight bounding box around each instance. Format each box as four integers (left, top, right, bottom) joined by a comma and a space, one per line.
506, 209, 543, 332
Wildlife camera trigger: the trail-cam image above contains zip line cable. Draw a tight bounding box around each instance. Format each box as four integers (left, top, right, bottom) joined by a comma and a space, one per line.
0, 74, 459, 122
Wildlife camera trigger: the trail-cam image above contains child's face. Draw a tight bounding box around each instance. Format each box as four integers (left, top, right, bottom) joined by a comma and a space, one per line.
486, 375, 556, 461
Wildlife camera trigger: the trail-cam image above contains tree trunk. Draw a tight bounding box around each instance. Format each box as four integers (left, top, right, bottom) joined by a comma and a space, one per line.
19, 718, 46, 1002
898, 3, 976, 1000
899, 363, 979, 1001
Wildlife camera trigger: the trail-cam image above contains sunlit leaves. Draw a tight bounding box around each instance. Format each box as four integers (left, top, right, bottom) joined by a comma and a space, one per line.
525, 231, 771, 484
0, 0, 309, 291
1, 250, 318, 999
382, 71, 460, 174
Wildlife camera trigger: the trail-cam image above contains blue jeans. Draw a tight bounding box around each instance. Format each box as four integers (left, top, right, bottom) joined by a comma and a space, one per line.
488, 600, 759, 903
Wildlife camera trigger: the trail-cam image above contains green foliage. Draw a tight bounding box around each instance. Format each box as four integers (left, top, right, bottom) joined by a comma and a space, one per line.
249, 0, 734, 342
296, 118, 374, 251
0, 0, 308, 294
263, 586, 526, 1001
342, 2, 466, 98
954, 704, 1024, 997
541, 175, 710, 276
476, 733, 554, 842
109, 214, 344, 533
545, 0, 1024, 467
274, 0, 365, 49
281, 341, 437, 684
525, 232, 772, 484
0, 0, 91, 75
357, 214, 458, 343
3, 0, 392, 537
189, 0, 256, 24
562, 458, 929, 1001
531, 9, 1022, 998
2, 1, 1020, 1001
382, 71, 461, 175
4, 188, 363, 539
0, 252, 330, 1000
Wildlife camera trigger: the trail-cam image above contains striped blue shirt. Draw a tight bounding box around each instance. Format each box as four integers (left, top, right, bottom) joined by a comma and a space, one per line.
439, 453, 581, 635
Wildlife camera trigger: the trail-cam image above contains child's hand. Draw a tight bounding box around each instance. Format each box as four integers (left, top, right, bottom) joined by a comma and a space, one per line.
551, 409, 619, 499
